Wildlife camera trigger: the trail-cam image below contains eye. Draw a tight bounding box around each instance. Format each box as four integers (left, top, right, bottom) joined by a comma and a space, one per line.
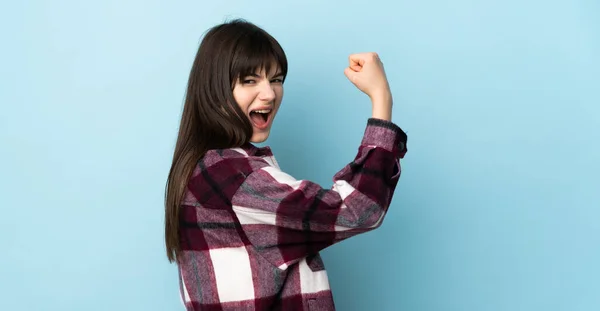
242, 79, 256, 84
271, 78, 284, 83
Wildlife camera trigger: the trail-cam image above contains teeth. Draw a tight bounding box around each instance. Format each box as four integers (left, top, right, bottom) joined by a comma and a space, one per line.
253, 109, 271, 114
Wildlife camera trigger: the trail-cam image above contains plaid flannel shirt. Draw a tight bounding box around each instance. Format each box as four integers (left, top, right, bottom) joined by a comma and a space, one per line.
177, 118, 408, 310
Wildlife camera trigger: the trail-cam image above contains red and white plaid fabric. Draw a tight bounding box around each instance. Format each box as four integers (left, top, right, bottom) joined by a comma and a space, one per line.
177, 118, 408, 310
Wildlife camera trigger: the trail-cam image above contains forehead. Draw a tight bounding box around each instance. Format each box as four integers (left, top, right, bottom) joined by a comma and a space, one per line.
233, 56, 285, 81
253, 62, 282, 76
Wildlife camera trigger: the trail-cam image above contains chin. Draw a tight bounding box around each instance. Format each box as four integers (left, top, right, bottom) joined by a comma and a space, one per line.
250, 132, 270, 143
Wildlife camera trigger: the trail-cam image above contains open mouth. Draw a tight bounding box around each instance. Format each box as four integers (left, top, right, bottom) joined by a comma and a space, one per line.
249, 109, 272, 129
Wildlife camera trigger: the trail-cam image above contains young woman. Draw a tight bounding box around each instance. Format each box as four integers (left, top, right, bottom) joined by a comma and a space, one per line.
165, 19, 408, 311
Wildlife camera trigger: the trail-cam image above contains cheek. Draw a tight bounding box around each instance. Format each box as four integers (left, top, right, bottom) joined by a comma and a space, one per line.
232, 88, 252, 110
275, 87, 284, 105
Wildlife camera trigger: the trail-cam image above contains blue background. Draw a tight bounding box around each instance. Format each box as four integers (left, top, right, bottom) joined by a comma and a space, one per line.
1, 0, 599, 310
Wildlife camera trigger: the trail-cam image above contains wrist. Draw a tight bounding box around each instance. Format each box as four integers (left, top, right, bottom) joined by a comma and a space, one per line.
370, 90, 393, 121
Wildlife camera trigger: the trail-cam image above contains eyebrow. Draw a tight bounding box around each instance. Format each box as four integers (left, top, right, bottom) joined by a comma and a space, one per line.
246, 72, 283, 78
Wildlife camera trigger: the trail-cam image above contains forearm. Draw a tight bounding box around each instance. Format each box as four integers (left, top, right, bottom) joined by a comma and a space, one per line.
370, 91, 393, 122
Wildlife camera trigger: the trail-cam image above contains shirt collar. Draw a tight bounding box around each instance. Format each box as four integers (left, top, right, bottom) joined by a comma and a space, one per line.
240, 142, 273, 157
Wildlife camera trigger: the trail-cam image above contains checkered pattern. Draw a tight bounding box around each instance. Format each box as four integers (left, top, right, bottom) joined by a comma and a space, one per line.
177, 118, 408, 310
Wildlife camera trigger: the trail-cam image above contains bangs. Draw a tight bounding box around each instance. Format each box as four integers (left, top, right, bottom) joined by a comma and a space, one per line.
230, 30, 287, 84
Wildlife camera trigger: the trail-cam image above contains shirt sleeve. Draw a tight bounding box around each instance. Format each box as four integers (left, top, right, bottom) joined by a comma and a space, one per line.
230, 118, 408, 269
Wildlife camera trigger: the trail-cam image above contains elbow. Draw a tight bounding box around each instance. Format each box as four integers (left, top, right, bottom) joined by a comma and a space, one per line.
339, 203, 387, 230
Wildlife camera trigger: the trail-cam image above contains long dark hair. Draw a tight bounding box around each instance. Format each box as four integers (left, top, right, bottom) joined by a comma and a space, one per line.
165, 19, 288, 262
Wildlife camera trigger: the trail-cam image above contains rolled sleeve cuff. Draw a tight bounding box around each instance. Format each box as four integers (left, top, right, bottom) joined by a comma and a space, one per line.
361, 118, 408, 158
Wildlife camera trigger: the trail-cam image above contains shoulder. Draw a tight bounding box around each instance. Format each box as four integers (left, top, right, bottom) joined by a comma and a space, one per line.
182, 147, 274, 206
201, 147, 273, 176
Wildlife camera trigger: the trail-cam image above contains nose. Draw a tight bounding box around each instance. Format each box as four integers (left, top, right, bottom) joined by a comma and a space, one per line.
257, 81, 276, 102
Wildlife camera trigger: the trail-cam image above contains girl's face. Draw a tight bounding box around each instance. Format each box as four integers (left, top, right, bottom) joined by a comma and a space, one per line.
233, 65, 284, 143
